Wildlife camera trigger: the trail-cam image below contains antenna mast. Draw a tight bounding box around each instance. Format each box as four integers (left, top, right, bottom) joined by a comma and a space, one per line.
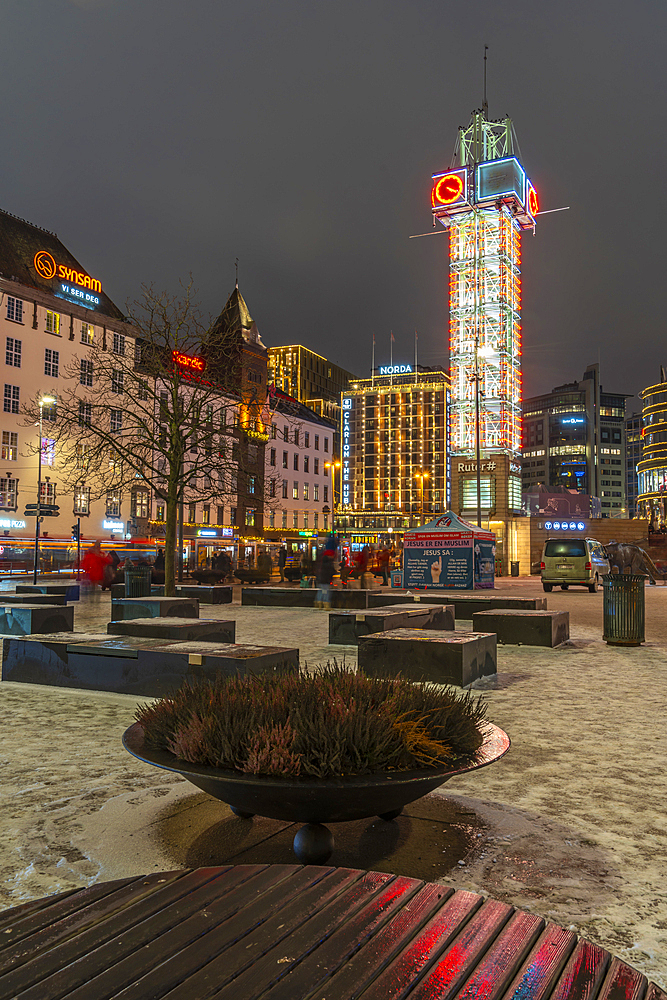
483, 45, 488, 118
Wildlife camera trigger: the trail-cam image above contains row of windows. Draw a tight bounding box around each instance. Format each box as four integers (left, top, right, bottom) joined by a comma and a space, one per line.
267, 510, 328, 531
276, 481, 329, 502
269, 448, 332, 474
4, 299, 124, 353
271, 425, 330, 451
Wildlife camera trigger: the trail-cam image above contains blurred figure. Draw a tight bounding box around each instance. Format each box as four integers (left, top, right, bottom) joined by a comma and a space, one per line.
316, 548, 335, 609
81, 541, 110, 597
378, 546, 390, 585
278, 545, 287, 582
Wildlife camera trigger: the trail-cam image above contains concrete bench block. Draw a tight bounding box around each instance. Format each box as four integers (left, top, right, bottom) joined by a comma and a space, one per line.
367, 592, 547, 617
16, 583, 80, 602
328, 604, 455, 645
107, 617, 236, 643
110, 584, 164, 600
2, 633, 298, 697
0, 593, 67, 606
175, 585, 233, 604
0, 603, 74, 635
110, 596, 199, 621
358, 628, 497, 687
242, 587, 317, 608
472, 609, 569, 647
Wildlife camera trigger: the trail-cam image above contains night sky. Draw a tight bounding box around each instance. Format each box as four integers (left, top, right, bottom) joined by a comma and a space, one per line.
2, 0, 664, 412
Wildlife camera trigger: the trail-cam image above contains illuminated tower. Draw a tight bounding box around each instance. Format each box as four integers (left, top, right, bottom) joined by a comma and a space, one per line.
431, 110, 537, 478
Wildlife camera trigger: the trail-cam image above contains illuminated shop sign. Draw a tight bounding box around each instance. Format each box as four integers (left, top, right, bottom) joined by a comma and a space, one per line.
58, 284, 100, 309
527, 183, 539, 216
34, 251, 102, 293
544, 521, 586, 531
197, 529, 218, 537
379, 365, 413, 375
561, 417, 585, 425
221, 526, 234, 538
0, 519, 25, 529
172, 350, 206, 372
431, 168, 468, 210
103, 520, 124, 533
342, 397, 352, 506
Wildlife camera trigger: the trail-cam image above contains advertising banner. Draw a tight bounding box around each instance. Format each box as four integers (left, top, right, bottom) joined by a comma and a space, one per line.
403, 512, 495, 591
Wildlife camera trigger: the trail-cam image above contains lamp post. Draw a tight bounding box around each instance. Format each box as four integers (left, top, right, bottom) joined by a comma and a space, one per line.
325, 460, 341, 533
33, 396, 56, 584
415, 470, 429, 525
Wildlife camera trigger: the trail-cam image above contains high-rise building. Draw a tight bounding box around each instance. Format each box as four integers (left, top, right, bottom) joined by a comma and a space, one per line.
267, 345, 354, 424
337, 366, 450, 539
522, 365, 630, 516
637, 371, 667, 522
625, 412, 643, 517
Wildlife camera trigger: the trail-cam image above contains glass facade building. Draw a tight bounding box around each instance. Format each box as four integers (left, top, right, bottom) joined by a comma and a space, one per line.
637, 376, 667, 522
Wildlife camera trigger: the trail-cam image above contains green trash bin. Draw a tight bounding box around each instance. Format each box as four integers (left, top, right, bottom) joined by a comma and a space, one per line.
124, 566, 152, 598
602, 573, 645, 646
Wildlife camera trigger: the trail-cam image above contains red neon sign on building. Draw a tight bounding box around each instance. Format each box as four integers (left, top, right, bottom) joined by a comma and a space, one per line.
172, 350, 206, 373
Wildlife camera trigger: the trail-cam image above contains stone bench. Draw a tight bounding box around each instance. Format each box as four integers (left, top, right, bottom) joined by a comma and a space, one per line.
110, 596, 199, 621
1, 632, 298, 697
0, 603, 74, 635
0, 593, 67, 605
368, 591, 547, 617
174, 585, 233, 604
358, 628, 497, 687
472, 608, 569, 647
107, 617, 236, 643
110, 583, 164, 600
329, 604, 455, 645
242, 587, 318, 608
16, 582, 80, 602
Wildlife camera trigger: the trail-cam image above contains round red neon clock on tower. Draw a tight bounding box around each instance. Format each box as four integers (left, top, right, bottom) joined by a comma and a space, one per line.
432, 171, 465, 207
527, 184, 539, 217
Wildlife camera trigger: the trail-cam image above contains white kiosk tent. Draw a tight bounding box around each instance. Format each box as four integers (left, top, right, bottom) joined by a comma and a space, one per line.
403, 512, 495, 590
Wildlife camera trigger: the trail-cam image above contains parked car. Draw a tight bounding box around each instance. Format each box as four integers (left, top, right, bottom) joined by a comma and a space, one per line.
540, 537, 610, 593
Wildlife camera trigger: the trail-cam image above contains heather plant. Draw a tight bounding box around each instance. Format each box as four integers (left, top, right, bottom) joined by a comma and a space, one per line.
135, 663, 488, 779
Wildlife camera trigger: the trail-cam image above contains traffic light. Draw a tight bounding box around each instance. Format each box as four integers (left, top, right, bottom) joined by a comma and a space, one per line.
71, 523, 79, 541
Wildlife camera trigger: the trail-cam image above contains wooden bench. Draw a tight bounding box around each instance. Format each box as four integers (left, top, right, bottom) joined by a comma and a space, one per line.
0, 865, 661, 1000
329, 604, 455, 645
1, 633, 298, 697
107, 617, 236, 643
110, 596, 199, 621
0, 603, 73, 635
472, 609, 570, 647
359, 628, 497, 686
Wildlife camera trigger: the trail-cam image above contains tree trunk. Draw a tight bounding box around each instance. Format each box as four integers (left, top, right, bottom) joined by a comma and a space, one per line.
164, 498, 178, 597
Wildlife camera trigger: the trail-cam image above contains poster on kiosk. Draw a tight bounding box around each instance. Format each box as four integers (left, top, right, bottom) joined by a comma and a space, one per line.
403, 512, 496, 590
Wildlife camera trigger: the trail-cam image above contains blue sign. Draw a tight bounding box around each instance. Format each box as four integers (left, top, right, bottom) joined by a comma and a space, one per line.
379, 365, 412, 375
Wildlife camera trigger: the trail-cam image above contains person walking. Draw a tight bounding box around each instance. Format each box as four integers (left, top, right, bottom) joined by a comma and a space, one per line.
278, 545, 287, 583
378, 546, 390, 586
316, 548, 335, 609
81, 541, 110, 598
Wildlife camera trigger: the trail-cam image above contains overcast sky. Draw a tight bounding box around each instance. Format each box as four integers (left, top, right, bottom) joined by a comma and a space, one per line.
2, 0, 665, 410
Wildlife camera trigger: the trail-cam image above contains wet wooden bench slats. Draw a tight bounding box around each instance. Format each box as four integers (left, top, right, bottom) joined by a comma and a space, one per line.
0, 866, 662, 1000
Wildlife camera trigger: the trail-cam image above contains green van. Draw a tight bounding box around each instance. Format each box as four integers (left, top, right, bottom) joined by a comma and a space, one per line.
540, 537, 610, 593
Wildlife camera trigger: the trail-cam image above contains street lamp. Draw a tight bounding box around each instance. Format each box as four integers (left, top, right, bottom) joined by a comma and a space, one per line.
415, 470, 429, 525
324, 460, 341, 532
33, 395, 56, 584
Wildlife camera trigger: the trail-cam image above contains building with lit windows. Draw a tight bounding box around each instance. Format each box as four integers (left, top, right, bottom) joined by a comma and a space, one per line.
522, 364, 629, 516
625, 412, 643, 517
337, 366, 450, 540
267, 345, 355, 425
637, 372, 667, 523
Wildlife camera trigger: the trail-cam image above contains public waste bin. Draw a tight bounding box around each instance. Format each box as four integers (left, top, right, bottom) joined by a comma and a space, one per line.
602, 573, 645, 646
510, 561, 520, 577
124, 566, 152, 598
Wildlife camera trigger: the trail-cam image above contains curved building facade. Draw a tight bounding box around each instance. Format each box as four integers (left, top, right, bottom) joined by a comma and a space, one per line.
637, 374, 667, 522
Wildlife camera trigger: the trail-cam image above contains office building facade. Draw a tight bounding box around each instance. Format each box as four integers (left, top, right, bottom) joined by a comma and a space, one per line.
637, 372, 667, 522
625, 412, 642, 518
267, 345, 354, 424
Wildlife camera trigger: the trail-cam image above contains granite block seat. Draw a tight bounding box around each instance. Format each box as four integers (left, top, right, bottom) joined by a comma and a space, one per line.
2, 632, 298, 696
110, 596, 199, 621
110, 583, 165, 600
329, 603, 455, 645
472, 608, 569, 647
107, 617, 235, 643
175, 584, 233, 604
0, 603, 73, 635
16, 582, 80, 602
358, 628, 497, 687
242, 587, 318, 608
0, 593, 67, 605
368, 591, 547, 618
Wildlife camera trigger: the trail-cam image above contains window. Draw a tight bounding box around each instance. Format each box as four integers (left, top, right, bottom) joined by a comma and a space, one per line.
304, 456, 309, 473
303, 513, 309, 529
282, 510, 288, 529
282, 451, 288, 469
217, 506, 224, 523
44, 348, 59, 378
323, 463, 329, 477
324, 485, 329, 502
245, 508, 255, 527
294, 429, 299, 446
106, 491, 121, 517
5, 338, 21, 367
45, 311, 60, 334
78, 401, 92, 426
74, 487, 90, 515
314, 458, 319, 475
268, 512, 275, 528
81, 323, 94, 345
138, 381, 149, 401
304, 483, 309, 500
294, 454, 299, 471
112, 333, 126, 356
111, 370, 124, 394
187, 504, 196, 523
156, 503, 165, 521
314, 513, 319, 529
0, 477, 17, 508
282, 480, 288, 499
314, 435, 319, 450
248, 475, 257, 494
131, 490, 150, 519
41, 437, 55, 466
230, 506, 237, 525
270, 448, 276, 466
3, 384, 19, 413
1, 431, 17, 461
314, 484, 319, 501
283, 426, 289, 441
6, 297, 23, 323
271, 424, 277, 439
324, 437, 329, 452
293, 481, 299, 499
75, 443, 90, 469
202, 505, 210, 524
293, 511, 299, 529
305, 432, 310, 448
80, 359, 93, 386
269, 478, 276, 498
39, 481, 56, 504
42, 396, 57, 422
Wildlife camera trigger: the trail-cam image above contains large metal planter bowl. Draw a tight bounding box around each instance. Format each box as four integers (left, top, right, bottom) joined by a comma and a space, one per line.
124, 721, 509, 863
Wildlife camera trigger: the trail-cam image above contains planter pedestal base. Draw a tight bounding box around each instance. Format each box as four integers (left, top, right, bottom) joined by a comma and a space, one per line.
293, 823, 335, 864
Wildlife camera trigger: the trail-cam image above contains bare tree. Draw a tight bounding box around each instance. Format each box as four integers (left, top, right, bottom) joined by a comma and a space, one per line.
26, 282, 278, 594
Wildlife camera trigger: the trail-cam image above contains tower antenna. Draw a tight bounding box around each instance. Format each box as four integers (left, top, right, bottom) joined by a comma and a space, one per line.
483, 45, 488, 118
235, 257, 239, 289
